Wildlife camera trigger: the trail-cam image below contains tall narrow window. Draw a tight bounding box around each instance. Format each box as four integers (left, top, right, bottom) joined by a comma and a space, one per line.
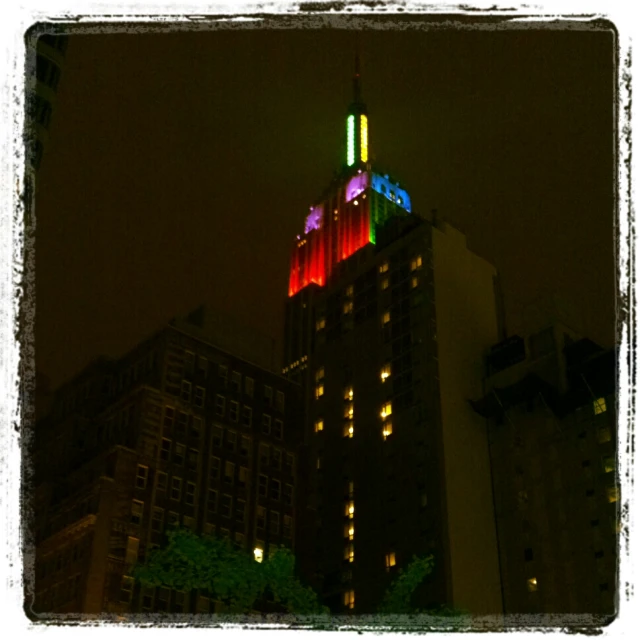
380, 364, 391, 382
315, 418, 324, 433
385, 551, 396, 571
230, 401, 239, 423
380, 402, 392, 419
344, 543, 354, 563
231, 371, 242, 393
171, 477, 182, 501
135, 465, 148, 490
185, 482, 196, 506
215, 394, 226, 417
264, 385, 273, 407
343, 590, 355, 610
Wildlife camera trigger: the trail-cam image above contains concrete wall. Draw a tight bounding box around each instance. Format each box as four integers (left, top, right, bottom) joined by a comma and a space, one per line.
432, 221, 503, 614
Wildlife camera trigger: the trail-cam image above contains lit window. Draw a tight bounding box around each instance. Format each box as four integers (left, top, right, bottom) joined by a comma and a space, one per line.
382, 311, 391, 326
607, 486, 620, 503
411, 276, 418, 289
381, 278, 389, 290
345, 523, 355, 541
315, 367, 325, 382
343, 422, 354, 438
593, 397, 607, 415
385, 552, 396, 571
254, 546, 264, 563
598, 427, 612, 444
411, 255, 423, 271
345, 501, 355, 518
379, 262, 389, 274
315, 419, 324, 433
527, 577, 538, 592
343, 590, 355, 610
344, 543, 354, 563
603, 455, 615, 474
346, 285, 354, 297
344, 387, 354, 401
381, 402, 392, 419
382, 422, 393, 439
344, 404, 354, 419
380, 364, 391, 382
316, 317, 326, 331
343, 301, 354, 314
315, 384, 325, 399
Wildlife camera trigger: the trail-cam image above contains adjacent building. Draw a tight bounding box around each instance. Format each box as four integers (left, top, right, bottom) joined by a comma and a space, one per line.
471, 322, 618, 617
31, 307, 303, 615
283, 62, 503, 615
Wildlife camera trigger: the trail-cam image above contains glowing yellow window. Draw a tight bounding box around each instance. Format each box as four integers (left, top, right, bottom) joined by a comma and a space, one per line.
411, 276, 418, 289
382, 422, 393, 440
315, 384, 324, 399
602, 455, 615, 473
343, 422, 354, 438
344, 543, 355, 563
607, 486, 620, 503
593, 397, 607, 415
344, 387, 354, 401
527, 577, 538, 592
379, 262, 389, 274
253, 547, 264, 563
315, 419, 324, 433
316, 317, 326, 331
411, 255, 423, 271
343, 301, 353, 315
380, 364, 391, 382
343, 590, 355, 609
345, 501, 355, 518
346, 285, 354, 298
381, 278, 389, 290
382, 311, 391, 326
380, 402, 392, 419
385, 552, 396, 571
344, 404, 354, 419
345, 523, 355, 541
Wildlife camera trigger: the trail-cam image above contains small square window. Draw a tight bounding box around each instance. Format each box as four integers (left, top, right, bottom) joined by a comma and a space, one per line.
593, 397, 607, 415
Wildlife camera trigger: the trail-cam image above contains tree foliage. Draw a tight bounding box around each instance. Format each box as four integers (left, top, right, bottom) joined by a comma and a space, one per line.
133, 528, 327, 614
134, 529, 465, 618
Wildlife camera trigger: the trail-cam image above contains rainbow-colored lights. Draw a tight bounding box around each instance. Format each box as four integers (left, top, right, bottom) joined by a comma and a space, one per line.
360, 115, 368, 163
347, 115, 355, 166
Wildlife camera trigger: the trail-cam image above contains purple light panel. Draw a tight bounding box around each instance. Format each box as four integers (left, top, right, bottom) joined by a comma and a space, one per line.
305, 204, 324, 233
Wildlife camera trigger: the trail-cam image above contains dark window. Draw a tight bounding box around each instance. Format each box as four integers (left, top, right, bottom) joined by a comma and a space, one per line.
524, 548, 533, 562
274, 419, 283, 440
220, 494, 232, 518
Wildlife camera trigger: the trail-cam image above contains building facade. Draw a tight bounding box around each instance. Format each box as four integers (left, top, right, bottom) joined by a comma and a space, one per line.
31, 308, 303, 615
471, 325, 618, 617
283, 65, 503, 615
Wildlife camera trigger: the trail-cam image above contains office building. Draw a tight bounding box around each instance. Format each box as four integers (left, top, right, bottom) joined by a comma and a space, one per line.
31, 307, 303, 615
471, 322, 617, 617
283, 62, 503, 615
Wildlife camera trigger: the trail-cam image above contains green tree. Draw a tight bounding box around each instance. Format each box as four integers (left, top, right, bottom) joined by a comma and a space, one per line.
134, 529, 465, 618
133, 528, 327, 614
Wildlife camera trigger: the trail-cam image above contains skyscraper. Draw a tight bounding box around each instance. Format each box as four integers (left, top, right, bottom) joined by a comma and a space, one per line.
283, 61, 504, 615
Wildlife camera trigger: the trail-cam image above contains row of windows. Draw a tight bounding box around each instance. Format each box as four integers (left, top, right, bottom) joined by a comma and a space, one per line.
214, 395, 285, 438
35, 574, 82, 611
37, 538, 91, 581
256, 475, 294, 504
217, 365, 285, 410
160, 439, 199, 468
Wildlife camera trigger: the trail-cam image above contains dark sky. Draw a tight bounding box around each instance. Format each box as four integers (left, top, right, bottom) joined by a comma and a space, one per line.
34, 18, 616, 390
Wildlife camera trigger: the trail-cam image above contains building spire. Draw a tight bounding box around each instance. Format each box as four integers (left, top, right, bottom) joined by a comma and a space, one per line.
353, 53, 362, 105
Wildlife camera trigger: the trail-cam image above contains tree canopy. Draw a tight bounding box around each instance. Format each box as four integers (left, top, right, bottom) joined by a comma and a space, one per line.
133, 528, 465, 617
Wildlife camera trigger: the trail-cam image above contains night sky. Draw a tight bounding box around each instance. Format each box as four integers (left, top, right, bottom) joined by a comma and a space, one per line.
34, 18, 616, 390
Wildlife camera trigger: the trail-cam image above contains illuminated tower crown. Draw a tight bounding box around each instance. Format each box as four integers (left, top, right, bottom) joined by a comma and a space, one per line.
288, 58, 413, 297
